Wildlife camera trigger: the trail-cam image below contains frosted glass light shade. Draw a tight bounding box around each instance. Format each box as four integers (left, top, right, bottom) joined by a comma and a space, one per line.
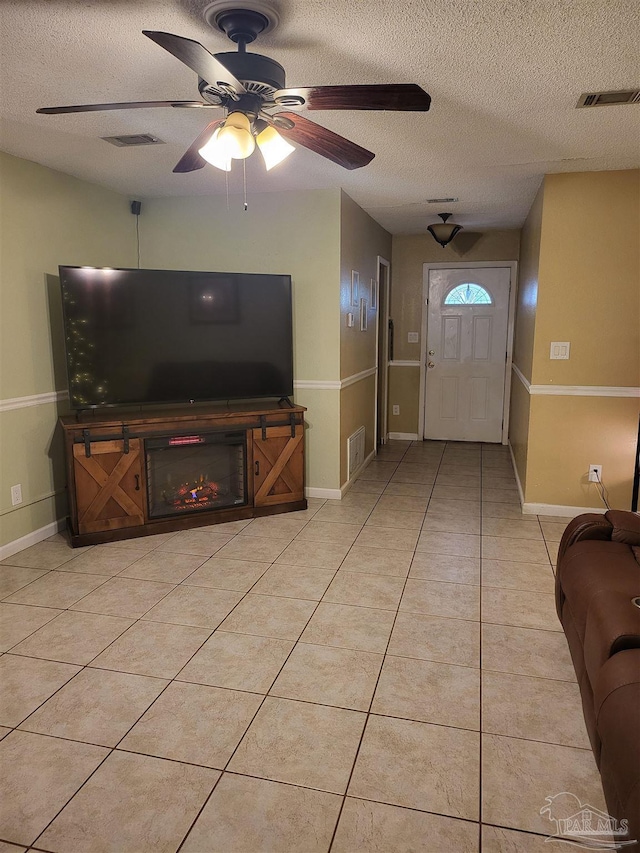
198, 129, 232, 171
217, 112, 255, 159
256, 126, 295, 170
427, 213, 463, 247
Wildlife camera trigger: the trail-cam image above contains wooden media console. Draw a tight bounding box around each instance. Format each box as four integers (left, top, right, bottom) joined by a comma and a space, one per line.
60, 400, 306, 547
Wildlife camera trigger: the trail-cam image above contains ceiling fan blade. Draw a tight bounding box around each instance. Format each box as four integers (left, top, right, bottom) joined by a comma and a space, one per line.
173, 119, 225, 173
274, 84, 431, 112
272, 112, 374, 170
37, 100, 207, 115
143, 31, 246, 95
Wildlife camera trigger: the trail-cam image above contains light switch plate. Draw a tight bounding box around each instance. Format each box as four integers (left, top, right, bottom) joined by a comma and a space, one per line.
407, 332, 419, 343
346, 313, 355, 327
550, 341, 570, 359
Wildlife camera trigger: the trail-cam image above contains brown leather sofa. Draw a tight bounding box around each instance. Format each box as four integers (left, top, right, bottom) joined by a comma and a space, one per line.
556, 510, 640, 851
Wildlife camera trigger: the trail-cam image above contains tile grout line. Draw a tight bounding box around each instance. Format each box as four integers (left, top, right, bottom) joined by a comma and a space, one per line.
326, 440, 447, 853
174, 478, 398, 853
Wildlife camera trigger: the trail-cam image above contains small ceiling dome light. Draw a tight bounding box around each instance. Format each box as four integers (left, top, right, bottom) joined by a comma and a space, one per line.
217, 111, 256, 159
427, 212, 463, 248
256, 125, 295, 170
198, 128, 232, 171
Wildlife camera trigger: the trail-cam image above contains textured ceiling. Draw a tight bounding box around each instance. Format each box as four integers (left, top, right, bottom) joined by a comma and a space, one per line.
0, 0, 638, 233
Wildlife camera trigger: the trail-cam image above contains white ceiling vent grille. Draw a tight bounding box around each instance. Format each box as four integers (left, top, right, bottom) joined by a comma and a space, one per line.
101, 133, 165, 147
576, 90, 640, 108
427, 197, 459, 204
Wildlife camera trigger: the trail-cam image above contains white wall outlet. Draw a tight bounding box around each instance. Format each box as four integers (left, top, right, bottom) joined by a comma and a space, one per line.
588, 464, 602, 483
392, 405, 400, 416
550, 341, 570, 359
407, 332, 419, 343
11, 484, 22, 506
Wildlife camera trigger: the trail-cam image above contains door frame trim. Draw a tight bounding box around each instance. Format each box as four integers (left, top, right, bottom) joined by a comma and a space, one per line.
374, 255, 391, 448
418, 261, 518, 445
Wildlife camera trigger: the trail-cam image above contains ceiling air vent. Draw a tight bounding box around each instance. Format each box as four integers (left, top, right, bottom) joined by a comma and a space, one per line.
427, 197, 459, 204
101, 133, 165, 147
576, 89, 640, 108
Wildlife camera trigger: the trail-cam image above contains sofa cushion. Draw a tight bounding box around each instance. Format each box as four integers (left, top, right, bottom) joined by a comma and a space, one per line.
583, 589, 640, 687
557, 539, 640, 642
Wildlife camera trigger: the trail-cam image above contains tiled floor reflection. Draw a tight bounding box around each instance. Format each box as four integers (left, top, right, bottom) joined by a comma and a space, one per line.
0, 440, 606, 852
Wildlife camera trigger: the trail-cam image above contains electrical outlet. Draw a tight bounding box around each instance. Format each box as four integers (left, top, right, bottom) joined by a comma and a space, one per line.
588, 464, 602, 483
407, 332, 419, 343
392, 405, 400, 416
11, 484, 22, 506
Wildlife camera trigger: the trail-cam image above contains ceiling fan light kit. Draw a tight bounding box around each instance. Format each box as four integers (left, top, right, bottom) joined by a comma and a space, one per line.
36, 6, 431, 175
427, 212, 463, 248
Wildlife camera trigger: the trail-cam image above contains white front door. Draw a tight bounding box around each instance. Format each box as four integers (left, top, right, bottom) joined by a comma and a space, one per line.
424, 267, 511, 442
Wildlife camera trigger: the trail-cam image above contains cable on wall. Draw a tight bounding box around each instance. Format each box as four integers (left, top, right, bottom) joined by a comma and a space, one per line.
130, 200, 142, 268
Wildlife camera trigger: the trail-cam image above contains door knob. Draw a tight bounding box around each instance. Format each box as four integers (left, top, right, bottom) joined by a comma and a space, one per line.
428, 361, 435, 368
428, 350, 435, 356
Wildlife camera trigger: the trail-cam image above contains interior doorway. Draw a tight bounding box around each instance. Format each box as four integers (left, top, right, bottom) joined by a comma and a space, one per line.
419, 262, 517, 444
375, 256, 391, 448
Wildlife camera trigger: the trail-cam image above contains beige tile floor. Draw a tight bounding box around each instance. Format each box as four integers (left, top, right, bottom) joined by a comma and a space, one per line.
0, 440, 606, 852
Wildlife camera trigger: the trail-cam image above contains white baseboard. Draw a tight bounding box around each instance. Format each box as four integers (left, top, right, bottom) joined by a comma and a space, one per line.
507, 441, 525, 509
506, 442, 607, 517
388, 432, 419, 441
305, 487, 342, 500
521, 503, 606, 517
306, 448, 377, 502
0, 518, 66, 562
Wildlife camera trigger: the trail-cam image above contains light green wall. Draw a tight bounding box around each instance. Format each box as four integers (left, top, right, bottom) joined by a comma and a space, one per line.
137, 188, 343, 493
0, 152, 136, 547
138, 189, 341, 382
339, 191, 392, 482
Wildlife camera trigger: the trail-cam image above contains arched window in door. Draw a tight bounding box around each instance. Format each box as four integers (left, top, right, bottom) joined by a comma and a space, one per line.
444, 283, 493, 305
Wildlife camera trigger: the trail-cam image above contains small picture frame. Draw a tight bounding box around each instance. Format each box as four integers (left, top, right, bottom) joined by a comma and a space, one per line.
351, 270, 359, 307
360, 297, 368, 331
370, 277, 377, 310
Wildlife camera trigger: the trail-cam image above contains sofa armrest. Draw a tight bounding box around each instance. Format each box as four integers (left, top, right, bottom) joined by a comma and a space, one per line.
557, 514, 613, 567
606, 510, 640, 546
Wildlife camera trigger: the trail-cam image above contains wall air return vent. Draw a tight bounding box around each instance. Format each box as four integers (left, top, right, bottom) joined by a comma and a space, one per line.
101, 133, 165, 147
576, 90, 640, 108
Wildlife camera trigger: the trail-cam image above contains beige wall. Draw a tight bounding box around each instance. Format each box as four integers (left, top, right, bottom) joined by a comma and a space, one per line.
534, 171, 640, 387
338, 191, 392, 483
513, 184, 543, 382
509, 182, 543, 486
389, 229, 521, 436
0, 152, 136, 547
510, 169, 640, 511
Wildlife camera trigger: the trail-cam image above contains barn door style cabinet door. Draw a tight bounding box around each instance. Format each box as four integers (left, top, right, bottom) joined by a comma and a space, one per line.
61, 402, 306, 546
72, 438, 145, 535
252, 423, 305, 507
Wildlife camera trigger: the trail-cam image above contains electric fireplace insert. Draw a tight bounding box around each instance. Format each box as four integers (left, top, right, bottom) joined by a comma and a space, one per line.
145, 431, 247, 519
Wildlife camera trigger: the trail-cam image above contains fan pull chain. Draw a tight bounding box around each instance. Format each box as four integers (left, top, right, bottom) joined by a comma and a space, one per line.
243, 159, 248, 211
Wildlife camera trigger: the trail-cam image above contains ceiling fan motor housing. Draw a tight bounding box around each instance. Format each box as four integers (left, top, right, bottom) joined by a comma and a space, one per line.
199, 51, 285, 105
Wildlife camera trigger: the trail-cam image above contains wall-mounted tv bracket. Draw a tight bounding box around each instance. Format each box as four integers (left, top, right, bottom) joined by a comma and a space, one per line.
79, 424, 130, 458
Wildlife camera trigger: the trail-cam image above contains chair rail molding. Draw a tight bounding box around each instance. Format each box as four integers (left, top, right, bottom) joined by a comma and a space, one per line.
511, 364, 639, 398
0, 390, 69, 413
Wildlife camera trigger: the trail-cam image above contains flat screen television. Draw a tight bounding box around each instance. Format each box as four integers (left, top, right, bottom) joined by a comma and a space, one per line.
59, 266, 294, 409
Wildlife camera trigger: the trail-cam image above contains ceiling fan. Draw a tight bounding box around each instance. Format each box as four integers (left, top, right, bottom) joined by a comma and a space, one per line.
36, 5, 431, 173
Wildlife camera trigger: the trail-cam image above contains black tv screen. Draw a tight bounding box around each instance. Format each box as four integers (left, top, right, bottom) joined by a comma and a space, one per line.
59, 266, 294, 409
